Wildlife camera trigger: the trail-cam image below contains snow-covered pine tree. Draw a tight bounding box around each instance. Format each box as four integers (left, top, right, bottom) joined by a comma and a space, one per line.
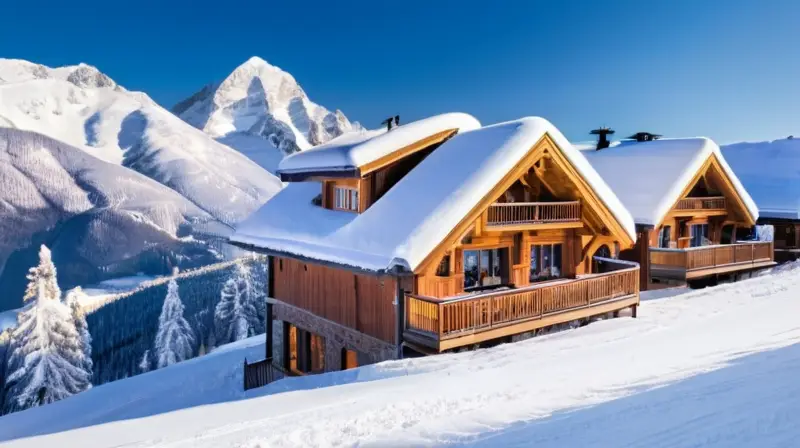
154, 275, 195, 369
3, 246, 91, 413
65, 288, 93, 375
139, 350, 151, 373
214, 261, 264, 344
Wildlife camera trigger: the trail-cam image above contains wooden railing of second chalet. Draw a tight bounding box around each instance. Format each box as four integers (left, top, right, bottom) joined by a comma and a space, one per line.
405, 261, 638, 340
675, 196, 727, 211
650, 241, 774, 272
486, 201, 581, 227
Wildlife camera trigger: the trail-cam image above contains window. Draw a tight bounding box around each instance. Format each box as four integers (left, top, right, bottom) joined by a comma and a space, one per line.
334, 186, 359, 211
658, 225, 672, 248
690, 224, 709, 247
530, 244, 562, 283
287, 324, 325, 374
463, 248, 507, 290
436, 254, 451, 277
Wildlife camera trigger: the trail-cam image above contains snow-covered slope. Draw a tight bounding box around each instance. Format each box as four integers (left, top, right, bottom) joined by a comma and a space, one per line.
173, 56, 360, 173
0, 58, 282, 223
722, 138, 800, 220
0, 128, 226, 310
2, 265, 799, 447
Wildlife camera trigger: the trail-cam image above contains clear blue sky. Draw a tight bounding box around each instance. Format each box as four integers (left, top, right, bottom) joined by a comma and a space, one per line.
2, 0, 799, 143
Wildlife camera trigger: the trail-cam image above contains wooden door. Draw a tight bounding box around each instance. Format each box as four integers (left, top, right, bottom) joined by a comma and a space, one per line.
341, 349, 358, 370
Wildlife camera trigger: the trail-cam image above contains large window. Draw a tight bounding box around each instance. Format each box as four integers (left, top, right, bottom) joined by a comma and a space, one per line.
690, 224, 709, 247
658, 225, 672, 248
530, 244, 562, 283
334, 186, 359, 211
463, 248, 507, 290
286, 324, 325, 374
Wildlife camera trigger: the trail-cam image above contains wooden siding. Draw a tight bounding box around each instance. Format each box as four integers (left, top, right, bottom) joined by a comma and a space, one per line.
273, 256, 397, 344
416, 228, 585, 299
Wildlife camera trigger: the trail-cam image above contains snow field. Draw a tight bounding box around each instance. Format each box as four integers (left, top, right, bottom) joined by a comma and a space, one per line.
1, 263, 798, 447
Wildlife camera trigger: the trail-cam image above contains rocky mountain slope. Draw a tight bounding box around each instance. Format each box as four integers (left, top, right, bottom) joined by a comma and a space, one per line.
0, 128, 227, 310
173, 57, 360, 173
0, 58, 282, 224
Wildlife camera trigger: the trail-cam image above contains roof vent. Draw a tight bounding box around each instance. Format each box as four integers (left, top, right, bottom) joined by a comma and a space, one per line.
381, 115, 400, 131
590, 127, 615, 150
629, 132, 662, 142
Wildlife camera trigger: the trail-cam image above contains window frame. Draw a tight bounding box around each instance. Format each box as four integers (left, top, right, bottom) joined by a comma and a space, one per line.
333, 186, 359, 212
529, 243, 563, 283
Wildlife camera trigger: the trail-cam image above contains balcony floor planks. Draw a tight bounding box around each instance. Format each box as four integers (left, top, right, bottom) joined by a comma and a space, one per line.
484, 220, 584, 233
404, 294, 639, 352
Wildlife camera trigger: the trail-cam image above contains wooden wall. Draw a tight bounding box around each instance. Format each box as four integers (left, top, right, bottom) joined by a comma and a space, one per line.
272, 257, 397, 344
416, 228, 586, 299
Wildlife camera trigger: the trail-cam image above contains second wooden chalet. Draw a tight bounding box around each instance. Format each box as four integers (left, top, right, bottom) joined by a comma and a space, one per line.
582, 133, 775, 289
231, 114, 640, 377
723, 138, 800, 262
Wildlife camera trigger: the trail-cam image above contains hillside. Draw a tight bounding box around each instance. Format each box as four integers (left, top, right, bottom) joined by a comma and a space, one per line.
1, 264, 799, 447
0, 58, 282, 223
173, 56, 360, 173
0, 128, 229, 310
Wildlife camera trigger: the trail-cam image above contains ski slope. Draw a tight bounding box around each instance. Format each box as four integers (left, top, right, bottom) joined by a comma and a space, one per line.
1, 265, 800, 447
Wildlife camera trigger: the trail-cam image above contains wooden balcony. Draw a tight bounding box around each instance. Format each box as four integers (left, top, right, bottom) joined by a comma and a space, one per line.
404, 262, 639, 352
673, 196, 727, 215
650, 241, 776, 280
485, 201, 582, 231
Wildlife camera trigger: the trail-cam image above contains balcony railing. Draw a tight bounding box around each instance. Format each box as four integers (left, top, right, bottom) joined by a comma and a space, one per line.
243, 357, 287, 391
675, 196, 726, 211
405, 261, 639, 350
650, 241, 774, 279
486, 201, 581, 227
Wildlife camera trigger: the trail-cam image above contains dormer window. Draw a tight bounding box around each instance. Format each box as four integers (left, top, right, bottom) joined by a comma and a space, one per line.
334, 186, 359, 212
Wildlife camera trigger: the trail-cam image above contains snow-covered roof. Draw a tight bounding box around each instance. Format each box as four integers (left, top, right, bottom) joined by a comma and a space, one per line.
722, 138, 800, 220
232, 117, 636, 272
276, 112, 481, 176
581, 137, 759, 226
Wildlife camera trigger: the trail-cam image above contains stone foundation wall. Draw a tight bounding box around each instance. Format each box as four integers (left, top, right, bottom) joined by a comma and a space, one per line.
273, 300, 397, 372
272, 318, 284, 366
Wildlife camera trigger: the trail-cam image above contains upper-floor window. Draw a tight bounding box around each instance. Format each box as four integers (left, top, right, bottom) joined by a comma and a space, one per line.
334, 186, 359, 212
658, 225, 672, 248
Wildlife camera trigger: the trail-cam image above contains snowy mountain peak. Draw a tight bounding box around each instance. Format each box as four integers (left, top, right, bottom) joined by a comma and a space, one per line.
0, 59, 120, 90
173, 56, 360, 168
63, 63, 118, 90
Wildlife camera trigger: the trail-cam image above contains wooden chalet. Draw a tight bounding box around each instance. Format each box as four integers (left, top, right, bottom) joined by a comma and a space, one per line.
582, 135, 775, 289
723, 138, 800, 262
231, 114, 640, 378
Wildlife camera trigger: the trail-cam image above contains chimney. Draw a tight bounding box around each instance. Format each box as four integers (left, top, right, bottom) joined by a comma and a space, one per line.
590, 127, 615, 150
628, 132, 662, 142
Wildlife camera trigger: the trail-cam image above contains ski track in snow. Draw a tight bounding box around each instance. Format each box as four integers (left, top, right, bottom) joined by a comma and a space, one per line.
1, 266, 800, 447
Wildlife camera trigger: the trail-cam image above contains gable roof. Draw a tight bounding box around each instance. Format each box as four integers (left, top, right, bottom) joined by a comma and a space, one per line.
722, 138, 800, 220
276, 112, 481, 178
581, 137, 759, 226
232, 117, 636, 273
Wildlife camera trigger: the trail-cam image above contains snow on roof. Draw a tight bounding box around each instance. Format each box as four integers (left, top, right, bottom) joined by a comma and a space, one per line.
277, 112, 481, 175
722, 138, 800, 220
581, 137, 759, 226
232, 117, 636, 272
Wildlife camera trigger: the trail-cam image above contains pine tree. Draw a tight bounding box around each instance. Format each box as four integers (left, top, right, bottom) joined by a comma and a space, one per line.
139, 350, 151, 373
214, 261, 264, 344
154, 276, 195, 369
65, 288, 93, 375
3, 246, 91, 413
